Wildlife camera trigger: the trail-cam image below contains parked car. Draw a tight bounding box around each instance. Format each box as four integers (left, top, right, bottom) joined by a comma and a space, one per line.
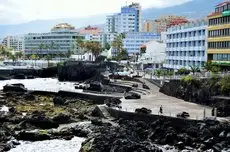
135, 107, 152, 114
176, 112, 190, 118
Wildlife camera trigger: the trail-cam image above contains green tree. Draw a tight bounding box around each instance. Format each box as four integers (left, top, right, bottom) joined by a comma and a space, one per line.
9, 52, 16, 63
76, 37, 85, 49
220, 75, 230, 96
66, 49, 73, 58
31, 54, 38, 66
39, 43, 44, 54
84, 41, 102, 58
45, 55, 52, 67
117, 49, 129, 61
111, 34, 123, 57
104, 42, 111, 50
0, 46, 7, 59
204, 61, 213, 71
15, 51, 24, 60
190, 66, 200, 75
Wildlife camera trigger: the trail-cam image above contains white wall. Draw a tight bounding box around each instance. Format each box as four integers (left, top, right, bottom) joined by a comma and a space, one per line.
71, 52, 95, 61
139, 40, 166, 64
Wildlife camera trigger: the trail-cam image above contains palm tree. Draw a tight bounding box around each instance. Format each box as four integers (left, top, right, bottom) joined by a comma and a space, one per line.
9, 52, 16, 64
38, 43, 45, 55
111, 34, 123, 58
85, 41, 102, 58
190, 66, 200, 75
31, 54, 38, 67
0, 46, 7, 59
15, 51, 24, 61
204, 62, 213, 71
45, 55, 52, 67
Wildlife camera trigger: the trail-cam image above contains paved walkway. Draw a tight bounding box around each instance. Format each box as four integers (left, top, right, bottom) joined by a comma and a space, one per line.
121, 79, 212, 120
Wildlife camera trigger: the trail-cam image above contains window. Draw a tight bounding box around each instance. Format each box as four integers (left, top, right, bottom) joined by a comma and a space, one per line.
224, 5, 228, 11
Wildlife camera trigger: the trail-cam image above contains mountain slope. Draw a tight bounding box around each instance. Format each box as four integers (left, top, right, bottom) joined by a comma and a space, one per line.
142, 0, 223, 19
0, 0, 224, 37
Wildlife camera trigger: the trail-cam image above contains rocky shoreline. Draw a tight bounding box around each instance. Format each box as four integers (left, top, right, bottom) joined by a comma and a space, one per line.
79, 117, 230, 152
0, 76, 230, 151
0, 90, 95, 151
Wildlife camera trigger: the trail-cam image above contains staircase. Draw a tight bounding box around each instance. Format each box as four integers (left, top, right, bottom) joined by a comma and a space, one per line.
97, 105, 114, 120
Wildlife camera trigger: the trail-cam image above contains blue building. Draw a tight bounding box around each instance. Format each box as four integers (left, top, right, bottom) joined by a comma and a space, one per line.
123, 32, 161, 56
105, 3, 141, 33
163, 19, 208, 70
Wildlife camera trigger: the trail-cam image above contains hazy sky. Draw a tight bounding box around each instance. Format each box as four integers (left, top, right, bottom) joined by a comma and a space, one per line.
0, 0, 191, 24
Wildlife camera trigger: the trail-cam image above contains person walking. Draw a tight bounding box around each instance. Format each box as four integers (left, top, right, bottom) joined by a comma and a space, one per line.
159, 105, 163, 114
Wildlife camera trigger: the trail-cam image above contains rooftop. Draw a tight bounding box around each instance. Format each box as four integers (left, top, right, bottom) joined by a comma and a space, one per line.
216, 0, 230, 7
51, 23, 75, 31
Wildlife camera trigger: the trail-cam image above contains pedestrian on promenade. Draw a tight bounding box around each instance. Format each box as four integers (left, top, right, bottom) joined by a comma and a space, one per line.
159, 105, 163, 114
211, 106, 215, 116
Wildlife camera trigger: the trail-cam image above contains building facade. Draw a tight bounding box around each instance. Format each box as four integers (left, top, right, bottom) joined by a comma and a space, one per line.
24, 23, 81, 55
150, 15, 188, 34
139, 39, 166, 70
79, 25, 101, 41
164, 20, 208, 70
105, 3, 141, 33
142, 20, 154, 32
123, 32, 160, 56
207, 1, 230, 67
2, 36, 24, 52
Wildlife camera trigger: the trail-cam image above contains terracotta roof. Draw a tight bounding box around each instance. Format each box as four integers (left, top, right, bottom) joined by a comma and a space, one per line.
216, 1, 230, 7
79, 26, 101, 35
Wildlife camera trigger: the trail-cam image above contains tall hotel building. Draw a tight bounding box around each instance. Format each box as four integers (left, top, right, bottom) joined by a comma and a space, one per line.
207, 1, 230, 67
164, 20, 208, 69
105, 2, 141, 33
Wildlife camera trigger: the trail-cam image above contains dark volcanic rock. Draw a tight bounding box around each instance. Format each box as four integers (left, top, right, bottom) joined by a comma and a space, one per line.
53, 96, 66, 105
52, 113, 71, 124
13, 74, 26, 79
26, 114, 59, 129
16, 131, 51, 141
88, 81, 104, 92
125, 93, 141, 99
3, 84, 27, 92
135, 107, 152, 114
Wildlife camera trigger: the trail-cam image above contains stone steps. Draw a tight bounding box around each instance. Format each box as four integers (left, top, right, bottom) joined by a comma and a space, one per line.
97, 105, 114, 120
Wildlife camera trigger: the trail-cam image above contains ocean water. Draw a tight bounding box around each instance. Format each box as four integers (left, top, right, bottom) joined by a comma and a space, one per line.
9, 137, 85, 152
0, 78, 82, 93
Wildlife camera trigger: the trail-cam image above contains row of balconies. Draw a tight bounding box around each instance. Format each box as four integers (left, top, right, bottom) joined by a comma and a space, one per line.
163, 64, 194, 70
166, 46, 206, 51
163, 64, 188, 70
165, 56, 206, 61
166, 36, 206, 42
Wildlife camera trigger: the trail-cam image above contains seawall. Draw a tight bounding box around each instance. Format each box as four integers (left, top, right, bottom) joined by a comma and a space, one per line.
29, 90, 122, 104
105, 106, 202, 126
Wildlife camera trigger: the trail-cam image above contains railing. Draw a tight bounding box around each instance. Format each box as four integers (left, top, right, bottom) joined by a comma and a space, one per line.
110, 106, 211, 121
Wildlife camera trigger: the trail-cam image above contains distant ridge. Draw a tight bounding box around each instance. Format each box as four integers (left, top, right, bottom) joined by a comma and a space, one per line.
0, 0, 224, 38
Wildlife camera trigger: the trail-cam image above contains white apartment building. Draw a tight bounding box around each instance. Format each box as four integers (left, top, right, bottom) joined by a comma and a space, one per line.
139, 39, 166, 69
24, 23, 81, 55
163, 19, 208, 70
2, 36, 24, 52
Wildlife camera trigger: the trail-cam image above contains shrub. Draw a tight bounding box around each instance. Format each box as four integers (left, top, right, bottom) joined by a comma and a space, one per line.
211, 66, 221, 73
220, 75, 230, 96
181, 75, 201, 88
178, 67, 190, 75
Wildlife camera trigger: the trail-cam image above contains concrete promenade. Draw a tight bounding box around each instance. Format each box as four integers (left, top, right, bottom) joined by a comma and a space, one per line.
121, 78, 212, 120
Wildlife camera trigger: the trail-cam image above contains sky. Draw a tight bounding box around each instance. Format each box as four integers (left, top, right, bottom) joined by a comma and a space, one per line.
0, 0, 192, 25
